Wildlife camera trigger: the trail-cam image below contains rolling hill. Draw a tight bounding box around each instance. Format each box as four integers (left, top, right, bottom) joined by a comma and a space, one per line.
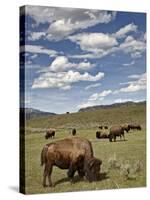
79, 101, 146, 112
20, 108, 56, 120
26, 101, 146, 129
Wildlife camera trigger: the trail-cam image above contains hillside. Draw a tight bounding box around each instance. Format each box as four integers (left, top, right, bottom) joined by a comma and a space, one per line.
20, 108, 56, 120
79, 101, 146, 112
26, 101, 146, 129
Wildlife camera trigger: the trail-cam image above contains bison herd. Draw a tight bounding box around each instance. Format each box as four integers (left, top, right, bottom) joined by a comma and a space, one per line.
96, 123, 141, 142
41, 123, 141, 187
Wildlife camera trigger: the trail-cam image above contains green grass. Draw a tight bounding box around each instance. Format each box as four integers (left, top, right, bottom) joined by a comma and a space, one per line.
24, 104, 146, 194
25, 129, 146, 194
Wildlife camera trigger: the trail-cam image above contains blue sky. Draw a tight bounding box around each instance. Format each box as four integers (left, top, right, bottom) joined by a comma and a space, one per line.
20, 6, 146, 114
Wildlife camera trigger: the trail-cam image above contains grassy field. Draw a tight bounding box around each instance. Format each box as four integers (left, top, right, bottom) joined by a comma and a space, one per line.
24, 103, 146, 194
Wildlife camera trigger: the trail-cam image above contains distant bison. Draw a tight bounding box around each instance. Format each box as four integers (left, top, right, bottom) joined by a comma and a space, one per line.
96, 131, 108, 139
99, 126, 103, 129
96, 131, 101, 139
99, 126, 108, 130
45, 129, 55, 139
128, 124, 142, 131
108, 126, 125, 142
71, 128, 76, 136
41, 137, 102, 187
121, 124, 130, 133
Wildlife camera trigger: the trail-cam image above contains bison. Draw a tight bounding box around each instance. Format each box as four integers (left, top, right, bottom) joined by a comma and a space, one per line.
108, 125, 125, 142
99, 126, 108, 130
96, 131, 108, 139
41, 137, 102, 187
121, 124, 130, 133
45, 129, 55, 139
71, 128, 76, 136
128, 124, 142, 131
96, 131, 101, 139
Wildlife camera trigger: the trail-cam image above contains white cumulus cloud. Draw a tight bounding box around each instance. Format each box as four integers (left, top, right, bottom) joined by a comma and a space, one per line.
68, 24, 145, 60
116, 73, 146, 93
114, 23, 137, 39
78, 89, 112, 108
32, 70, 104, 90
28, 32, 46, 41
69, 33, 118, 54
25, 6, 116, 41
119, 36, 146, 59
49, 56, 95, 72
20, 45, 58, 57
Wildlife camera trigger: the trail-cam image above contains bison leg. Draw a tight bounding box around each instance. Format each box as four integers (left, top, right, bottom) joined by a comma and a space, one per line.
67, 164, 76, 178
77, 168, 85, 178
121, 132, 125, 140
123, 133, 125, 141
48, 165, 53, 187
43, 163, 53, 187
67, 160, 80, 183
43, 164, 48, 187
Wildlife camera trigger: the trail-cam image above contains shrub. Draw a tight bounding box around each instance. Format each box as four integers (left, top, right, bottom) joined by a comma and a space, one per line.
108, 154, 143, 180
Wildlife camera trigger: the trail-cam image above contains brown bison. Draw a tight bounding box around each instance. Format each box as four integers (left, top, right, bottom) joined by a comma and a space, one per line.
45, 129, 55, 139
41, 137, 102, 187
108, 126, 125, 142
128, 124, 142, 130
99, 126, 103, 129
96, 131, 101, 139
71, 128, 76, 136
121, 124, 130, 133
99, 126, 108, 130
96, 131, 108, 139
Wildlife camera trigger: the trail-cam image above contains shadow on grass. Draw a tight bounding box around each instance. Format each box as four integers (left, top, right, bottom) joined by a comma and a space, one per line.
98, 172, 109, 181
112, 139, 128, 142
54, 172, 109, 186
91, 139, 109, 143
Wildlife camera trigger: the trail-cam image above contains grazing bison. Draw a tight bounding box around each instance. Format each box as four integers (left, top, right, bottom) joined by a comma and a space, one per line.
41, 137, 102, 187
128, 124, 142, 130
96, 131, 101, 139
101, 133, 109, 138
96, 131, 108, 139
99, 126, 103, 129
71, 128, 76, 136
121, 124, 130, 133
99, 126, 108, 130
45, 129, 55, 139
108, 126, 125, 142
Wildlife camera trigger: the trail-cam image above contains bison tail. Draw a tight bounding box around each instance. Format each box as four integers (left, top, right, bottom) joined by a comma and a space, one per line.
41, 145, 48, 166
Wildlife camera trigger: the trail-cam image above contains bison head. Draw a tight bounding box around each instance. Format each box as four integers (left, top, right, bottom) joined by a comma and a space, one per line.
126, 125, 130, 132
96, 131, 101, 139
108, 134, 113, 142
45, 132, 49, 139
84, 157, 102, 182
45, 135, 48, 139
